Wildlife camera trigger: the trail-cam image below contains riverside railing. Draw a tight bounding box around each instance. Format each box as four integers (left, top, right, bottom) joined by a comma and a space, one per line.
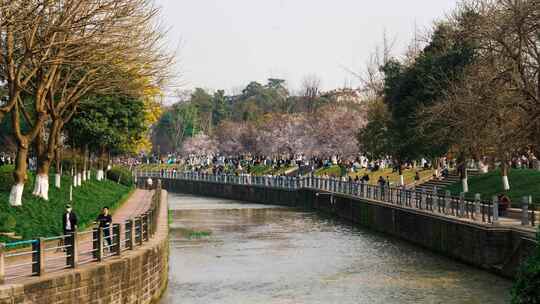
136, 170, 536, 228
0, 182, 162, 284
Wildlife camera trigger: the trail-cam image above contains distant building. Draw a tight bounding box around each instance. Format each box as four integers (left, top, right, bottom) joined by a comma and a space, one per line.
321, 88, 364, 104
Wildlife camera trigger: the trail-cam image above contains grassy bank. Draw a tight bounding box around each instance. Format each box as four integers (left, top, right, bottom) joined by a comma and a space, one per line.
445, 169, 540, 205
249, 164, 273, 176
248, 164, 296, 176
314, 165, 434, 186
314, 165, 344, 177
0, 169, 133, 242
137, 163, 185, 171
352, 168, 434, 186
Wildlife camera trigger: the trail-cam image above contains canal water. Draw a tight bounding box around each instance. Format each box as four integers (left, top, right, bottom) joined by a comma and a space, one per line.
160, 193, 511, 304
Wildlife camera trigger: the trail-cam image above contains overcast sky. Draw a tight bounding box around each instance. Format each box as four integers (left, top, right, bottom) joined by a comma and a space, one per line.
157, 0, 459, 95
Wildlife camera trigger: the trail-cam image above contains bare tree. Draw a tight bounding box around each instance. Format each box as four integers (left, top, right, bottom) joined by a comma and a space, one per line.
1, 0, 173, 205
296, 74, 322, 113
345, 30, 396, 102
422, 61, 528, 191
457, 0, 539, 150
0, 1, 45, 123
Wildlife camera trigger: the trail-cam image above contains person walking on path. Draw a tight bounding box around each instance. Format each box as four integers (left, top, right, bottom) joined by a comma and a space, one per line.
414, 171, 420, 187
96, 207, 113, 250
378, 176, 386, 199
63, 204, 78, 235
360, 173, 370, 195
60, 205, 78, 253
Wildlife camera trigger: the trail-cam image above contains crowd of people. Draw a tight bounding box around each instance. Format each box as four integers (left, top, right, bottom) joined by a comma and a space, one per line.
0, 152, 14, 166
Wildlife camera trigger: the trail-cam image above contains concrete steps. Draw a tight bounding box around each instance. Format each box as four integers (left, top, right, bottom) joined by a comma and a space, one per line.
415, 169, 484, 193
415, 174, 458, 192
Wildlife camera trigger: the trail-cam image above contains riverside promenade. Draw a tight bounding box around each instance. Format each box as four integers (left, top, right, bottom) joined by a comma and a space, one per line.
0, 185, 169, 304
2, 189, 153, 283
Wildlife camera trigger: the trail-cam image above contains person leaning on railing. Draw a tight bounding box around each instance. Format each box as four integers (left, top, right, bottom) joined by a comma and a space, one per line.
377, 176, 386, 198
497, 194, 510, 217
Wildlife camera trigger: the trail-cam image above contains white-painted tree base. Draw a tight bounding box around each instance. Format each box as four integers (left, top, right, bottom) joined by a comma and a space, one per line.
55, 174, 61, 188
479, 161, 489, 173
462, 178, 469, 193
82, 170, 87, 182
32, 174, 49, 200
399, 175, 404, 186
97, 170, 104, 181
73, 175, 78, 187
87, 170, 91, 180
77, 173, 82, 186
9, 183, 24, 206
502, 175, 510, 190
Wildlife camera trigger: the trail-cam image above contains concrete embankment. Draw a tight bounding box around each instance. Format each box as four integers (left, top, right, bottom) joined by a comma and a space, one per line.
161, 178, 536, 279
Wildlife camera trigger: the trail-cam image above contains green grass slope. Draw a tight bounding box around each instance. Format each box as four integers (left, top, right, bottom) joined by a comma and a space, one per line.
445, 169, 540, 206
314, 165, 434, 186
314, 165, 344, 177
249, 164, 274, 176
0, 170, 133, 241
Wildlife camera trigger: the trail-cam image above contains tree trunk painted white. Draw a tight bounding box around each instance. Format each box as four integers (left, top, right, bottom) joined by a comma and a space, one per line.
73, 175, 77, 187
479, 161, 489, 173
87, 170, 91, 180
97, 169, 104, 181
55, 173, 61, 188
32, 174, 49, 200
462, 177, 469, 193
77, 173, 82, 186
502, 175, 510, 190
399, 175, 404, 186
9, 183, 24, 206
82, 170, 87, 182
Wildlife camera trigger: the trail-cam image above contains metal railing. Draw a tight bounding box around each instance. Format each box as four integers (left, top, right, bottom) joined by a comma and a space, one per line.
136, 170, 536, 228
0, 181, 162, 284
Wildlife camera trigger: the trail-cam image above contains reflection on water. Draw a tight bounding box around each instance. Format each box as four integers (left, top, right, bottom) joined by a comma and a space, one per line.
160, 193, 511, 304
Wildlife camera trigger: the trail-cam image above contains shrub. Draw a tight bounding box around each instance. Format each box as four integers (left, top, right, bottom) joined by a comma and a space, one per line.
512, 230, 540, 303
0, 165, 15, 191
106, 166, 134, 186
0, 214, 16, 232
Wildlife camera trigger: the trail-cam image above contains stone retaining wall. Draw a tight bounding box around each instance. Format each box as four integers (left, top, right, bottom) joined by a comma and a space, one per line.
0, 190, 169, 304
161, 178, 536, 279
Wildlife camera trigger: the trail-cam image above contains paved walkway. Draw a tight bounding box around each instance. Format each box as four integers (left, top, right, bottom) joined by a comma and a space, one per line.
111, 189, 153, 223
3, 189, 154, 282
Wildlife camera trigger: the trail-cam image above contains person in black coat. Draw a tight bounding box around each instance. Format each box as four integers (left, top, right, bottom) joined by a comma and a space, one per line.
60, 205, 78, 254
96, 207, 113, 249
63, 204, 78, 235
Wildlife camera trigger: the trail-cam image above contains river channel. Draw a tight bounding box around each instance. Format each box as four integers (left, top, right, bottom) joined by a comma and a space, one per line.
159, 193, 511, 304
